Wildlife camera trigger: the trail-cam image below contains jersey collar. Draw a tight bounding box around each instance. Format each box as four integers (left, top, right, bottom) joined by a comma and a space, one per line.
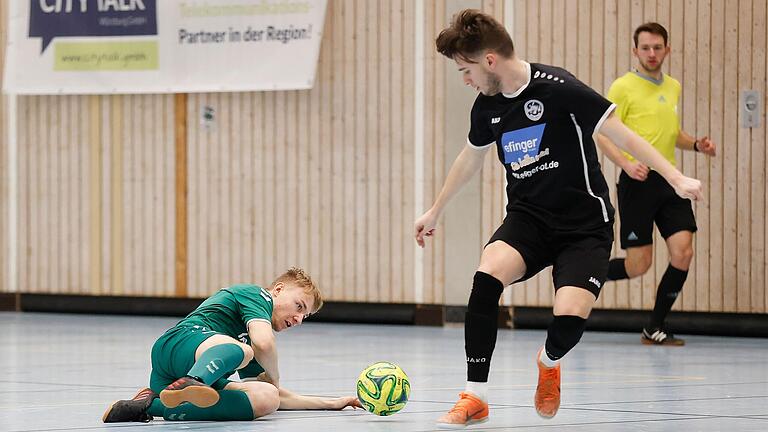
501, 61, 531, 99
632, 70, 664, 85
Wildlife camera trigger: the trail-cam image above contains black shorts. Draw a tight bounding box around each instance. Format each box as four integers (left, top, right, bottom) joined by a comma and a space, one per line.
487, 210, 613, 297
617, 170, 697, 249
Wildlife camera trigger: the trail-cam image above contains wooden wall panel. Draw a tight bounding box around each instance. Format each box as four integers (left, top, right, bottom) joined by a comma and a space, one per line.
13, 94, 176, 296
505, 0, 767, 314
0, 0, 7, 293
423, 0, 446, 305
182, 0, 419, 301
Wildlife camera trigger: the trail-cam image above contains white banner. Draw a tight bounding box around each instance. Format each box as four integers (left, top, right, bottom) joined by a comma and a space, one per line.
3, 0, 328, 94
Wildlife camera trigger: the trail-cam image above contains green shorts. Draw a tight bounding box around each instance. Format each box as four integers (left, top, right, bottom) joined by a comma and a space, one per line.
149, 325, 233, 393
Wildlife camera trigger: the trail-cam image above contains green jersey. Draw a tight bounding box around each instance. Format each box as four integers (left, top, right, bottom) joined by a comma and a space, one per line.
178, 284, 274, 345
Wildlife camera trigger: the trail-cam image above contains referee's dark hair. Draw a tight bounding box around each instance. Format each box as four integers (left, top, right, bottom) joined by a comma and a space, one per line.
436, 9, 515, 63
633, 22, 669, 47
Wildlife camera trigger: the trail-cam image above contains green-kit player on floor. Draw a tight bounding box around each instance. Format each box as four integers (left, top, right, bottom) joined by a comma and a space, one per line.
103, 267, 361, 423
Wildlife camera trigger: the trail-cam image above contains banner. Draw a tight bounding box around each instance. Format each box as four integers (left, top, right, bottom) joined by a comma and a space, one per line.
3, 0, 328, 94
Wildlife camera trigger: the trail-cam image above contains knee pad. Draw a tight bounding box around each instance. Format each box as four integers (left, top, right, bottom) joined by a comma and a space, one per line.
544, 315, 587, 361
467, 271, 504, 316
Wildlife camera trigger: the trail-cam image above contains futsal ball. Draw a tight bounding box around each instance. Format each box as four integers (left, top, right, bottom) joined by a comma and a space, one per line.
356, 361, 410, 416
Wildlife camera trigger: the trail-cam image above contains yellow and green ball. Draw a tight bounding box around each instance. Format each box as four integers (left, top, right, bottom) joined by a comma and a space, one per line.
356, 361, 410, 416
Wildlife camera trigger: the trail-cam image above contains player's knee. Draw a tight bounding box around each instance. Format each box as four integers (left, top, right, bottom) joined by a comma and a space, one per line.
247, 385, 280, 418
239, 343, 255, 366
669, 246, 693, 269
545, 315, 587, 360
467, 271, 504, 314
626, 253, 652, 277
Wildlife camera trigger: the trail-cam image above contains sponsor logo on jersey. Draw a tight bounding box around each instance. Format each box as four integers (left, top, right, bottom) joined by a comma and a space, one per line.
524, 99, 544, 121
500, 124, 548, 170
658, 95, 666, 103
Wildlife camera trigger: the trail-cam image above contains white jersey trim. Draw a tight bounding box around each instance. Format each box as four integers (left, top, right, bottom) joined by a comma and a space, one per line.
570, 113, 609, 223
501, 61, 531, 98
467, 137, 494, 150
592, 103, 617, 138
245, 317, 272, 326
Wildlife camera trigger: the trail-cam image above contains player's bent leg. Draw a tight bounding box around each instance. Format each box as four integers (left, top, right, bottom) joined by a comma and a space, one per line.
534, 287, 594, 419
162, 389, 258, 421
195, 334, 255, 369
161, 335, 253, 409
552, 286, 596, 318
477, 240, 527, 286
226, 381, 280, 418
623, 245, 654, 278
437, 241, 525, 429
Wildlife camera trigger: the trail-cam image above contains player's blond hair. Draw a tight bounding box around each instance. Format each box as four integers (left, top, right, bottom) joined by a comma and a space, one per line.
270, 267, 323, 313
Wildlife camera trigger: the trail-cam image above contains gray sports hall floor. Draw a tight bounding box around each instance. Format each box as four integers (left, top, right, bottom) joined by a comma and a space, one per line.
1, 312, 766, 432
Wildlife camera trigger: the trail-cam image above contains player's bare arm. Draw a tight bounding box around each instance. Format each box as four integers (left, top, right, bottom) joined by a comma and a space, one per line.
241, 374, 361, 410
596, 134, 649, 181
247, 320, 280, 388
677, 129, 716, 156
415, 144, 489, 247
599, 113, 703, 201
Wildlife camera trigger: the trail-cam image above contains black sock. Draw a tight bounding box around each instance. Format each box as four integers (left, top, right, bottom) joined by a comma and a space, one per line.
544, 315, 587, 361
606, 258, 629, 281
465, 271, 504, 382
649, 264, 688, 329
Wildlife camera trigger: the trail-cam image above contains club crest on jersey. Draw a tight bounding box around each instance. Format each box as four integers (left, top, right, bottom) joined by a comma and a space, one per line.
524, 99, 544, 121
501, 124, 548, 170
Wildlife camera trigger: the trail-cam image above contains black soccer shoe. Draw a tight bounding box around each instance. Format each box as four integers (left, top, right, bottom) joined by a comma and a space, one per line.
102, 387, 157, 423
642, 327, 685, 346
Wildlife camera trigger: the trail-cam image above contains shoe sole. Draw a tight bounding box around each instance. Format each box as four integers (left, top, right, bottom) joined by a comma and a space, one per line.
160, 386, 220, 408
641, 338, 685, 346
436, 416, 489, 429
102, 387, 151, 423
536, 408, 558, 419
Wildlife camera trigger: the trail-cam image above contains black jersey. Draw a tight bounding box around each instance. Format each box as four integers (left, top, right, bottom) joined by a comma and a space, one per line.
468, 62, 615, 230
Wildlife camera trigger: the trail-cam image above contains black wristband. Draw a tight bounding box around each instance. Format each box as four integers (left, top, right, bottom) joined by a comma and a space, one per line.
693, 140, 699, 152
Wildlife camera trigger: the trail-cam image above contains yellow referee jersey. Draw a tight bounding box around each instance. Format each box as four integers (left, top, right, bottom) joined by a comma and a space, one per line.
607, 71, 681, 165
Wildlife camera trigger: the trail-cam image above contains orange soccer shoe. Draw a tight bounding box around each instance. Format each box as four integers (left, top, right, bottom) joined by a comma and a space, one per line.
436, 392, 489, 429
534, 348, 561, 418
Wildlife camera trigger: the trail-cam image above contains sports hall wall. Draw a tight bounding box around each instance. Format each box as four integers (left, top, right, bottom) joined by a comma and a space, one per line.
1, 1, 767, 319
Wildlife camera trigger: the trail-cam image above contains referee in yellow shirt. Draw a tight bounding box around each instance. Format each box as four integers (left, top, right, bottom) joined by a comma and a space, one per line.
597, 23, 716, 346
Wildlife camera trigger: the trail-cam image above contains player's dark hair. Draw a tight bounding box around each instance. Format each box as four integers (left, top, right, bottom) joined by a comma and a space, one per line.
435, 9, 514, 63
633, 22, 668, 47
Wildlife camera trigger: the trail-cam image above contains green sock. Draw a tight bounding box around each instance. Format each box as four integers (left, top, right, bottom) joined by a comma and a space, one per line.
187, 343, 245, 385
147, 398, 165, 417
163, 390, 254, 421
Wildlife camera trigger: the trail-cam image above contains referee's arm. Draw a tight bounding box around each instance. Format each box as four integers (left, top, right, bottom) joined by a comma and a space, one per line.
676, 130, 717, 156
